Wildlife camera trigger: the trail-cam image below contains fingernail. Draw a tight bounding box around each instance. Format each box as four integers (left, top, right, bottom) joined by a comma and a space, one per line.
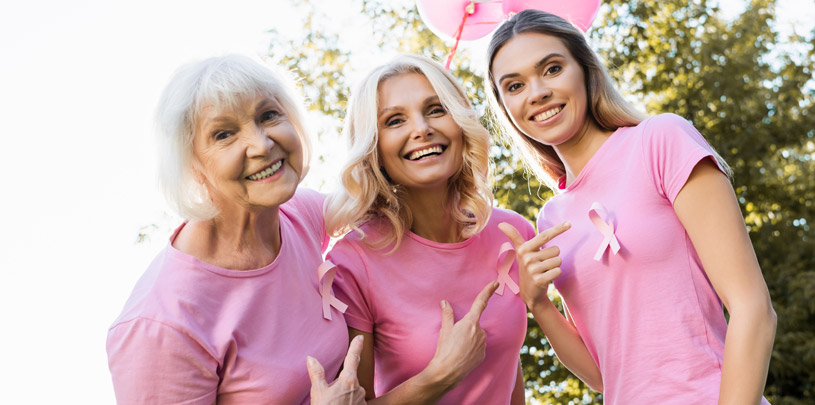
306, 356, 316, 366
353, 335, 363, 343
563, 221, 571, 228
440, 300, 447, 308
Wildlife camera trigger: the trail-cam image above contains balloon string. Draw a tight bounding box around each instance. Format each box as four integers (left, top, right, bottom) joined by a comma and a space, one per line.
444, 6, 471, 70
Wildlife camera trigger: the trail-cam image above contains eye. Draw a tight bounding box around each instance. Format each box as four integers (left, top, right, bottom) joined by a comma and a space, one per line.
213, 130, 232, 141
260, 109, 282, 122
385, 115, 405, 127
545, 65, 562, 76
427, 105, 446, 116
506, 82, 523, 93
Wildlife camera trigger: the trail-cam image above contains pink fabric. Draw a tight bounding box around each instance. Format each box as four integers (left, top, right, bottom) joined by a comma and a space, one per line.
107, 188, 348, 405
538, 114, 769, 404
329, 208, 534, 404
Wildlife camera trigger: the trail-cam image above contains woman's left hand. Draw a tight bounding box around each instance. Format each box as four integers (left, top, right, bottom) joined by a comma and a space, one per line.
308, 335, 366, 404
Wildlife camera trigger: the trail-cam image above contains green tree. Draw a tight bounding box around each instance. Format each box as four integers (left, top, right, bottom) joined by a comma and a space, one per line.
268, 0, 815, 403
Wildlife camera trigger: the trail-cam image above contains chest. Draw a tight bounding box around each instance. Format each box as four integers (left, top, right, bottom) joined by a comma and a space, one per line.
365, 243, 528, 378
540, 162, 691, 299
210, 247, 348, 403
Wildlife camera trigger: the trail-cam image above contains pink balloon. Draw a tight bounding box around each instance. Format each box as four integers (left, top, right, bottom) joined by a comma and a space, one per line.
416, 0, 505, 41
502, 0, 601, 32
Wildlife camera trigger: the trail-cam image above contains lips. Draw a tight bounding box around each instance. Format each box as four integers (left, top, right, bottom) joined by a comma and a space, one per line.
531, 105, 563, 122
404, 144, 447, 161
246, 159, 283, 181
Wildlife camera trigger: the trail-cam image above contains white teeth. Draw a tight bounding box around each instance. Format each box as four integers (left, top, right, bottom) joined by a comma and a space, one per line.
408, 146, 443, 161
533, 106, 562, 122
248, 161, 283, 180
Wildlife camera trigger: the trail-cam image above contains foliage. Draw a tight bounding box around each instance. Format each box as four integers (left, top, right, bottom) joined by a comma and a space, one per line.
268, 0, 815, 402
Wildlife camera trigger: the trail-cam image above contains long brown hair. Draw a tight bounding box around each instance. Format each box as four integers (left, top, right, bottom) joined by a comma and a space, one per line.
486, 10, 645, 188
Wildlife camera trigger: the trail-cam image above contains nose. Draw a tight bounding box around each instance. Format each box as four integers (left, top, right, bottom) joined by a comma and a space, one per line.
245, 124, 275, 157
528, 77, 552, 105
410, 116, 433, 140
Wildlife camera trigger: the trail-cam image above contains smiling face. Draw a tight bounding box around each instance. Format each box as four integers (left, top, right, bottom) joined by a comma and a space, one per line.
376, 73, 464, 192
491, 32, 591, 149
192, 92, 303, 213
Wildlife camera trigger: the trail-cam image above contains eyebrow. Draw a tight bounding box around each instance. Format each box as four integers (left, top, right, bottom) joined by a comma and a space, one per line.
201, 97, 279, 127
497, 53, 566, 85
378, 95, 441, 118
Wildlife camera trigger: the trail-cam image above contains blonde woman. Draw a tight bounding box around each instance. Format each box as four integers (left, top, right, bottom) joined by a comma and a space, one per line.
324, 54, 565, 403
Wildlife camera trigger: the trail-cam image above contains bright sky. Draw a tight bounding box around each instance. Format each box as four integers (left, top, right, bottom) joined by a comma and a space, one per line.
0, 0, 811, 403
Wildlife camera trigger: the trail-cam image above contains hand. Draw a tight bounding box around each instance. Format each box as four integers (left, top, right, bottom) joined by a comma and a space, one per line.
427, 281, 500, 387
499, 222, 570, 309
308, 335, 366, 405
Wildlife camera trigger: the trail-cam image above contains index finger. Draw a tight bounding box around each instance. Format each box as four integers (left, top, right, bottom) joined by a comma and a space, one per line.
466, 281, 500, 321
339, 334, 364, 376
527, 221, 571, 250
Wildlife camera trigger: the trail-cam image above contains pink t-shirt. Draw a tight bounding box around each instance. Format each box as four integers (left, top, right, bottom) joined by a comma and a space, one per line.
328, 208, 534, 404
107, 188, 348, 405
538, 114, 769, 404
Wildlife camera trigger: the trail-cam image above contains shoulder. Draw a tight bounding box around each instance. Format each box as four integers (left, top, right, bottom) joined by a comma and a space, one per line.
281, 187, 326, 218
281, 187, 327, 247
488, 207, 536, 238
490, 206, 530, 226
636, 113, 702, 141
109, 247, 215, 333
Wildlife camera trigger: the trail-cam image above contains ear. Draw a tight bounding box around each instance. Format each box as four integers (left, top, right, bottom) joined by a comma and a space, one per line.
189, 161, 206, 185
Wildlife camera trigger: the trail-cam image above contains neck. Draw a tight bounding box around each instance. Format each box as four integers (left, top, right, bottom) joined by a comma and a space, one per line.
176, 205, 282, 270
554, 119, 615, 186
401, 186, 463, 244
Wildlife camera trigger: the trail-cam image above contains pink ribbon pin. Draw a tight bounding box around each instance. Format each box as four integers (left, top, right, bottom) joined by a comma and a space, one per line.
318, 260, 348, 320
495, 242, 520, 296
588, 202, 620, 261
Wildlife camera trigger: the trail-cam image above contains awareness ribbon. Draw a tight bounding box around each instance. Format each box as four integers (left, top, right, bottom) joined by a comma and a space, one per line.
495, 242, 520, 296
317, 260, 348, 320
588, 202, 621, 261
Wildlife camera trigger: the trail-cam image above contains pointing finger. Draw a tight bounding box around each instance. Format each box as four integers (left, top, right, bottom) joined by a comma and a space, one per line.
498, 222, 526, 250
306, 356, 327, 390
340, 335, 364, 377
466, 281, 499, 321
439, 300, 455, 333
528, 222, 571, 250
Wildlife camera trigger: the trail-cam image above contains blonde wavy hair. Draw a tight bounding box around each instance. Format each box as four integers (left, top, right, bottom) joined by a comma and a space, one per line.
325, 54, 493, 251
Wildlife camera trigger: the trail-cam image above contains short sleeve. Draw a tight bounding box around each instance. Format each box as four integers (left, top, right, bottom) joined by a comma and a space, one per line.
286, 188, 330, 253
327, 239, 375, 333
641, 113, 726, 203
107, 318, 219, 405
519, 215, 536, 240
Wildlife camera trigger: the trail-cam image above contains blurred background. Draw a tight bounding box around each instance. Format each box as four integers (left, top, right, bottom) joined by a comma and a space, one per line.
0, 0, 812, 403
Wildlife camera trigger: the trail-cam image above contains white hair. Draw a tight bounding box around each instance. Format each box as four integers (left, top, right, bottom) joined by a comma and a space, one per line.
154, 54, 311, 220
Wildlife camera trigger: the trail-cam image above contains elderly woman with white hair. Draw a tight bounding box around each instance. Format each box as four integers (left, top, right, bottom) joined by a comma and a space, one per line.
106, 55, 364, 404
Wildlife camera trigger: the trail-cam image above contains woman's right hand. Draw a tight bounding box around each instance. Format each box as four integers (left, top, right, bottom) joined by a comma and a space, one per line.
425, 281, 500, 387
499, 222, 570, 309
308, 335, 366, 405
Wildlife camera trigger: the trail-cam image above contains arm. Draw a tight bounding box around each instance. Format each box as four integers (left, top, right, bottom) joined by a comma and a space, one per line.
500, 222, 604, 392
106, 318, 219, 404
510, 363, 525, 405
673, 160, 776, 405
354, 282, 500, 404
